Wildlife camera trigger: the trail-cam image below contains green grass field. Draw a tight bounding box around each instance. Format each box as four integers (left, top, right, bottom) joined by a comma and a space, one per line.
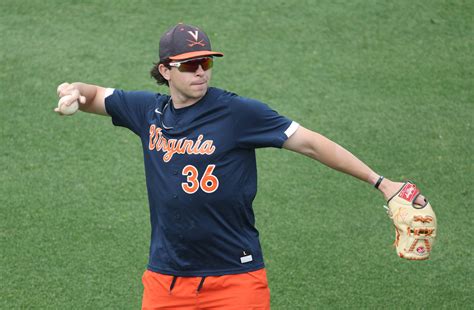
1, 0, 473, 308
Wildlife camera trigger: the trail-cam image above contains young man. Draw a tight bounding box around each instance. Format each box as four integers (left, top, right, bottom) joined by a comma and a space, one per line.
55, 23, 426, 309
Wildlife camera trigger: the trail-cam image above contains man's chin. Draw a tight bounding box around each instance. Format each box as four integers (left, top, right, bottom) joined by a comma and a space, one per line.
190, 84, 208, 97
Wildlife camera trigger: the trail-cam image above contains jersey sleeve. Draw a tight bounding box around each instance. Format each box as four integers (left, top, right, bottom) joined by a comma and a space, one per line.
229, 95, 299, 149
104, 88, 158, 136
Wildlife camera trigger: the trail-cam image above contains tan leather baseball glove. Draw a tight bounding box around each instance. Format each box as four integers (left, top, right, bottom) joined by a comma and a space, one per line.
386, 182, 437, 260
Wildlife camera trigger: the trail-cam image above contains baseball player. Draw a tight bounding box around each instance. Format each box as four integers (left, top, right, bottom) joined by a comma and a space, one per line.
55, 23, 427, 309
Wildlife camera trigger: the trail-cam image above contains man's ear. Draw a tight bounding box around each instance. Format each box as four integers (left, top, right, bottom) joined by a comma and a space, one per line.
158, 64, 171, 81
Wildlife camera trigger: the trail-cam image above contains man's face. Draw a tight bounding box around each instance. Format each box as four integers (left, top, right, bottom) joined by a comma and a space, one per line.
161, 57, 213, 103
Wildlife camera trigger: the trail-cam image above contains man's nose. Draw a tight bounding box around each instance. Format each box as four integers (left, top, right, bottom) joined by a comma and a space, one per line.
195, 65, 205, 75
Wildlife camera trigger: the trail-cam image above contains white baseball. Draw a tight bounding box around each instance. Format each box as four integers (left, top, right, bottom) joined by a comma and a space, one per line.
58, 95, 79, 115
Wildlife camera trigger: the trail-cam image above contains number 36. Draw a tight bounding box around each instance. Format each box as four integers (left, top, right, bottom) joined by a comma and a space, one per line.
181, 164, 219, 194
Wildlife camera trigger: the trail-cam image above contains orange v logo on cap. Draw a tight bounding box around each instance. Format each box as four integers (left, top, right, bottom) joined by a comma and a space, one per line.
188, 30, 199, 41
187, 30, 205, 47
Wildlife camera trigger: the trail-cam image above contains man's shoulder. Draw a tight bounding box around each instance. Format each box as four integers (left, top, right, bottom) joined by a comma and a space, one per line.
208, 87, 256, 106
208, 87, 236, 101
110, 89, 170, 105
125, 89, 169, 100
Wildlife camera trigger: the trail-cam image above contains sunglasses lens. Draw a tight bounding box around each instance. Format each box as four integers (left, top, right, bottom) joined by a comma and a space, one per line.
200, 58, 213, 70
178, 58, 213, 72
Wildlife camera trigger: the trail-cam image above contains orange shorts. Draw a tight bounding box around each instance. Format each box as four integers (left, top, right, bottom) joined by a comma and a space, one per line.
141, 268, 270, 310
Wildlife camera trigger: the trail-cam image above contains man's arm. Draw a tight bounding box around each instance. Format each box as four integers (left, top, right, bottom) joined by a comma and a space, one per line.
55, 82, 109, 116
283, 126, 425, 204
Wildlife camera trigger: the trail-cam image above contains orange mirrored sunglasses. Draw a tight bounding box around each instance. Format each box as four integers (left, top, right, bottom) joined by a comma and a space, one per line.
169, 57, 213, 72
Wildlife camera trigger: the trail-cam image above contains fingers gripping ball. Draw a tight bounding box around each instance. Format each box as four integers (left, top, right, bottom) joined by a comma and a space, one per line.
58, 95, 79, 115
387, 182, 437, 260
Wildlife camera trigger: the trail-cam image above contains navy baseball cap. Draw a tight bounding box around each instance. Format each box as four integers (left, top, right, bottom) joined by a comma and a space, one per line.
159, 23, 224, 62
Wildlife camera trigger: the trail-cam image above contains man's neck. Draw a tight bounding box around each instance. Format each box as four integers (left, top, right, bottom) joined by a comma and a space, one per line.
170, 90, 206, 109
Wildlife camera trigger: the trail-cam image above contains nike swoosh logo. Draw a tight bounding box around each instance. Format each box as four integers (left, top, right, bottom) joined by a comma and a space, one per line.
154, 108, 162, 115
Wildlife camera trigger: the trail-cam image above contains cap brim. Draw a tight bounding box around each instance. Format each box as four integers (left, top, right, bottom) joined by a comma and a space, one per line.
169, 51, 224, 61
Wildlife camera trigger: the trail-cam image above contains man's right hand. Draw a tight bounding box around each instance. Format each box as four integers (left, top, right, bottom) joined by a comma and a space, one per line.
54, 82, 109, 116
55, 83, 87, 115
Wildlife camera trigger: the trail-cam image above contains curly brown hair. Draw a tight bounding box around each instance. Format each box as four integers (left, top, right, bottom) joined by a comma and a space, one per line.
150, 62, 170, 86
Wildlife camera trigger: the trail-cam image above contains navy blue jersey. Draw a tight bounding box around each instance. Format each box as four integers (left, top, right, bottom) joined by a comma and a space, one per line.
105, 87, 299, 276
